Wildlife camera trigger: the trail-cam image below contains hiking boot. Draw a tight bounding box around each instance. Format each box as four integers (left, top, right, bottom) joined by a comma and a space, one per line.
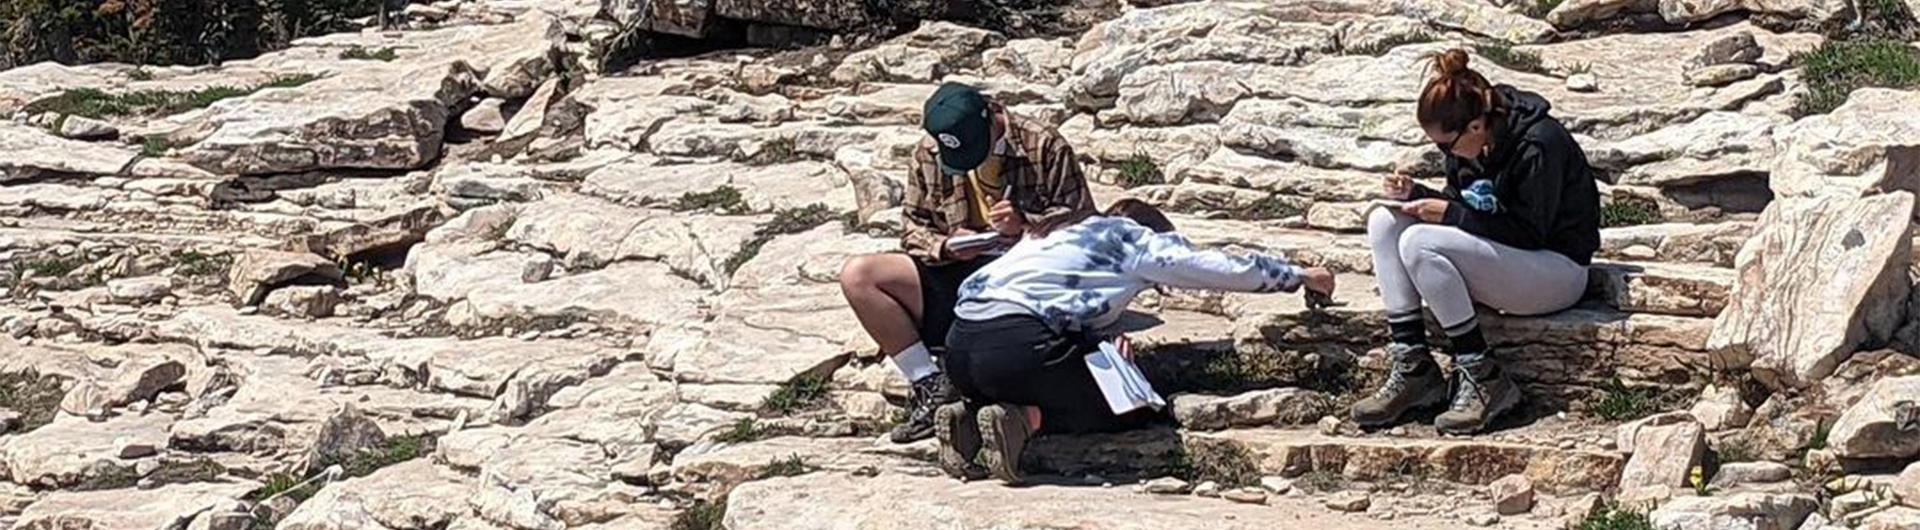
1350, 343, 1449, 428
936, 402, 986, 480
1434, 356, 1521, 435
889, 373, 954, 443
977, 403, 1033, 484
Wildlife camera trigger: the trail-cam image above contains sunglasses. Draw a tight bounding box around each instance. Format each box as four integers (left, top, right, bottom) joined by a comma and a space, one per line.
1435, 132, 1461, 153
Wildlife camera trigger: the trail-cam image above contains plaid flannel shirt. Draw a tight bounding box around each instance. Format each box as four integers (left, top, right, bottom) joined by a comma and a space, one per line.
901, 110, 1095, 265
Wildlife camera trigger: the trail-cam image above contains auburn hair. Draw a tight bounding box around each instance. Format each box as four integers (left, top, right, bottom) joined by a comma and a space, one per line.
1417, 49, 1502, 133
1105, 198, 1176, 233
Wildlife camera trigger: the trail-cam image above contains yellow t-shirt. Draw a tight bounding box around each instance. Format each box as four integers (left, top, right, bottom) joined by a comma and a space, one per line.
967, 154, 1006, 224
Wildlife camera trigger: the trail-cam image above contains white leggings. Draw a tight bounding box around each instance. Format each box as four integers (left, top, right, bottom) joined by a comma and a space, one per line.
1367, 208, 1588, 337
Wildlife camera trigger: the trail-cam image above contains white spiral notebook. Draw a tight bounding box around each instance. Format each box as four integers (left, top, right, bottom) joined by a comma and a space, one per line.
1085, 336, 1165, 415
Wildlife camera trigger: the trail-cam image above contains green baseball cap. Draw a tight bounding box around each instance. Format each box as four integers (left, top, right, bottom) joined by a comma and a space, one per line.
923, 82, 992, 176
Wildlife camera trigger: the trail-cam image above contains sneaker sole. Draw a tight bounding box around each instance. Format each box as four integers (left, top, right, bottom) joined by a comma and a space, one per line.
935, 404, 982, 480
977, 405, 1029, 484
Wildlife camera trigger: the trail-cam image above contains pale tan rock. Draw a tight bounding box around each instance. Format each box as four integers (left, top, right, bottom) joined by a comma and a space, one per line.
15, 482, 256, 529
262, 285, 343, 318
1689, 384, 1753, 431
462, 98, 509, 133
279, 459, 476, 530
1325, 491, 1371, 512
1709, 193, 1915, 389
1658, 0, 1848, 25
1619, 413, 1706, 494
226, 249, 343, 307
1490, 474, 1535, 515
1171, 388, 1333, 431
2, 413, 170, 489
1649, 492, 1818, 530
0, 123, 138, 183
1829, 376, 1920, 460
1771, 90, 1920, 198
106, 276, 172, 303
1685, 63, 1762, 87
830, 22, 1004, 83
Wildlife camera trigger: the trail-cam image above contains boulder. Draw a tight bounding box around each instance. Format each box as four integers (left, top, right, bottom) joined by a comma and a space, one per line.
1, 413, 171, 489
275, 459, 476, 530
1708, 192, 1915, 390
1690, 32, 1763, 68
1896, 462, 1920, 509
829, 22, 1005, 83
1618, 413, 1706, 494
1397, 0, 1556, 43
107, 276, 172, 304
226, 249, 344, 307
15, 482, 256, 529
1547, 0, 1660, 29
1708, 462, 1792, 488
0, 123, 138, 183
1861, 508, 1920, 530
262, 285, 343, 318
1649, 492, 1818, 530
305, 404, 387, 473
1771, 90, 1920, 198
1690, 384, 1754, 431
1490, 474, 1535, 515
462, 98, 509, 133
55, 115, 119, 140
1658, 0, 1851, 25
1828, 376, 1920, 460
1684, 63, 1762, 87
1171, 388, 1334, 430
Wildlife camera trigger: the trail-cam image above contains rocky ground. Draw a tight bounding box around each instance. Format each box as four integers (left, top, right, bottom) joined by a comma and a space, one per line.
2, 0, 1920, 528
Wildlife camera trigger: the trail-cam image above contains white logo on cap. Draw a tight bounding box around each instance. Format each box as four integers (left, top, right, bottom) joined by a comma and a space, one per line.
937, 133, 961, 149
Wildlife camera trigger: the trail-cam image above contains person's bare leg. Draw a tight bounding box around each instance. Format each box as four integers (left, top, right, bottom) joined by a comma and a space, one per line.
838, 253, 924, 355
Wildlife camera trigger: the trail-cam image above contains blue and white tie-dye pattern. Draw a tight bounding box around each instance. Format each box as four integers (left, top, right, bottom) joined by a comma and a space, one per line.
954, 217, 1307, 335
1461, 179, 1501, 213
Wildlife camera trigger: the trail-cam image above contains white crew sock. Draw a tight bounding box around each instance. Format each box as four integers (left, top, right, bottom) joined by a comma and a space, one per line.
890, 342, 939, 382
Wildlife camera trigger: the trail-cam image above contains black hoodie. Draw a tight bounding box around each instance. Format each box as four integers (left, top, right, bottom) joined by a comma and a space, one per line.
1411, 85, 1601, 266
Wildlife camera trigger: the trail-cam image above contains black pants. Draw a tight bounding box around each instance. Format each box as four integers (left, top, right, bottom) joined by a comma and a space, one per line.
945, 315, 1164, 435
914, 256, 995, 350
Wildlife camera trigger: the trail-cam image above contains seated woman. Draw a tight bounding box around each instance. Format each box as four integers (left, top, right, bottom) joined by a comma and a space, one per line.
1351, 49, 1601, 434
937, 198, 1336, 483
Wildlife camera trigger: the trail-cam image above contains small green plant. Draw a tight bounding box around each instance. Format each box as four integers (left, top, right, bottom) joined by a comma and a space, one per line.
1600, 197, 1665, 228
758, 454, 814, 479
1114, 153, 1165, 188
70, 464, 140, 491
714, 418, 765, 444
1232, 195, 1305, 221
21, 256, 83, 279
175, 250, 231, 277
761, 374, 830, 415
248, 472, 321, 502
1473, 42, 1549, 75
1170, 438, 1259, 488
1592, 377, 1659, 421
1689, 464, 1714, 496
753, 137, 799, 165
671, 186, 750, 214
339, 46, 399, 61
127, 67, 154, 81
1350, 31, 1436, 56
140, 135, 173, 157
1580, 503, 1656, 530
1567, 62, 1593, 75
671, 500, 727, 530
1792, 38, 1920, 116
0, 371, 68, 432
1521, 0, 1564, 19
323, 435, 435, 478
1809, 419, 1834, 450
1857, 0, 1918, 36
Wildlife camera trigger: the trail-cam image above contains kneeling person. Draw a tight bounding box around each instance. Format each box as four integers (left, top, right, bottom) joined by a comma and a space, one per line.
938, 199, 1336, 483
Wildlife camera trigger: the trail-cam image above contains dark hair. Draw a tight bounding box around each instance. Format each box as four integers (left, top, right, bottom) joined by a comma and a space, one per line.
1105, 198, 1175, 233
1417, 49, 1501, 133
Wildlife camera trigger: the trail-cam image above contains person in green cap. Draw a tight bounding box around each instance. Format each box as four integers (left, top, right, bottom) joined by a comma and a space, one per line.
839, 81, 1096, 444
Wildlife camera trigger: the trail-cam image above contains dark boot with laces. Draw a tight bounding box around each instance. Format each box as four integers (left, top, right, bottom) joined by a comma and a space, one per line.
1434, 354, 1521, 435
890, 373, 956, 443
1350, 343, 1449, 428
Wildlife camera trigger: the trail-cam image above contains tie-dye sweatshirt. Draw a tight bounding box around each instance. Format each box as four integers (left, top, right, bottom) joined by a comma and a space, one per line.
954, 216, 1306, 335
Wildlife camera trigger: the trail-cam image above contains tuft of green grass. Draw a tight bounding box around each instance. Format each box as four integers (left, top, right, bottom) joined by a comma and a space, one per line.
752, 137, 799, 165
140, 135, 173, 157
1808, 419, 1833, 450
339, 46, 399, 61
671, 500, 727, 530
1600, 197, 1665, 228
175, 250, 232, 277
714, 418, 765, 444
331, 435, 434, 478
1350, 31, 1437, 56
20, 256, 83, 279
1792, 38, 1920, 116
248, 472, 321, 502
758, 454, 815, 479
1473, 42, 1549, 75
1114, 153, 1165, 188
1857, 0, 1918, 35
761, 374, 830, 415
1521, 0, 1564, 19
1580, 503, 1655, 530
1567, 62, 1593, 75
0, 371, 68, 432
23, 74, 321, 119
127, 67, 154, 81
671, 186, 750, 214
1169, 438, 1260, 488
724, 204, 842, 274
1592, 377, 1661, 421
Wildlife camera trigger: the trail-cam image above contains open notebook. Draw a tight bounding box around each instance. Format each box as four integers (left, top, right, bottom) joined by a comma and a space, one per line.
1084, 336, 1165, 415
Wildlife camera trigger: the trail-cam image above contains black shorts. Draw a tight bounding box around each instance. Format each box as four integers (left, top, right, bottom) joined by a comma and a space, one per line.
914, 255, 995, 350
945, 314, 1167, 435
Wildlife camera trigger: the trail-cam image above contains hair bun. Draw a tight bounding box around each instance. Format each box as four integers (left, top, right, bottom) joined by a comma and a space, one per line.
1434, 49, 1471, 78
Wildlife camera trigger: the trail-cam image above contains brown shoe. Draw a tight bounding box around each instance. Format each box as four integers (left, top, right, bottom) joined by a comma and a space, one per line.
1434, 356, 1521, 435
936, 402, 986, 480
1351, 343, 1449, 428
977, 403, 1032, 484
